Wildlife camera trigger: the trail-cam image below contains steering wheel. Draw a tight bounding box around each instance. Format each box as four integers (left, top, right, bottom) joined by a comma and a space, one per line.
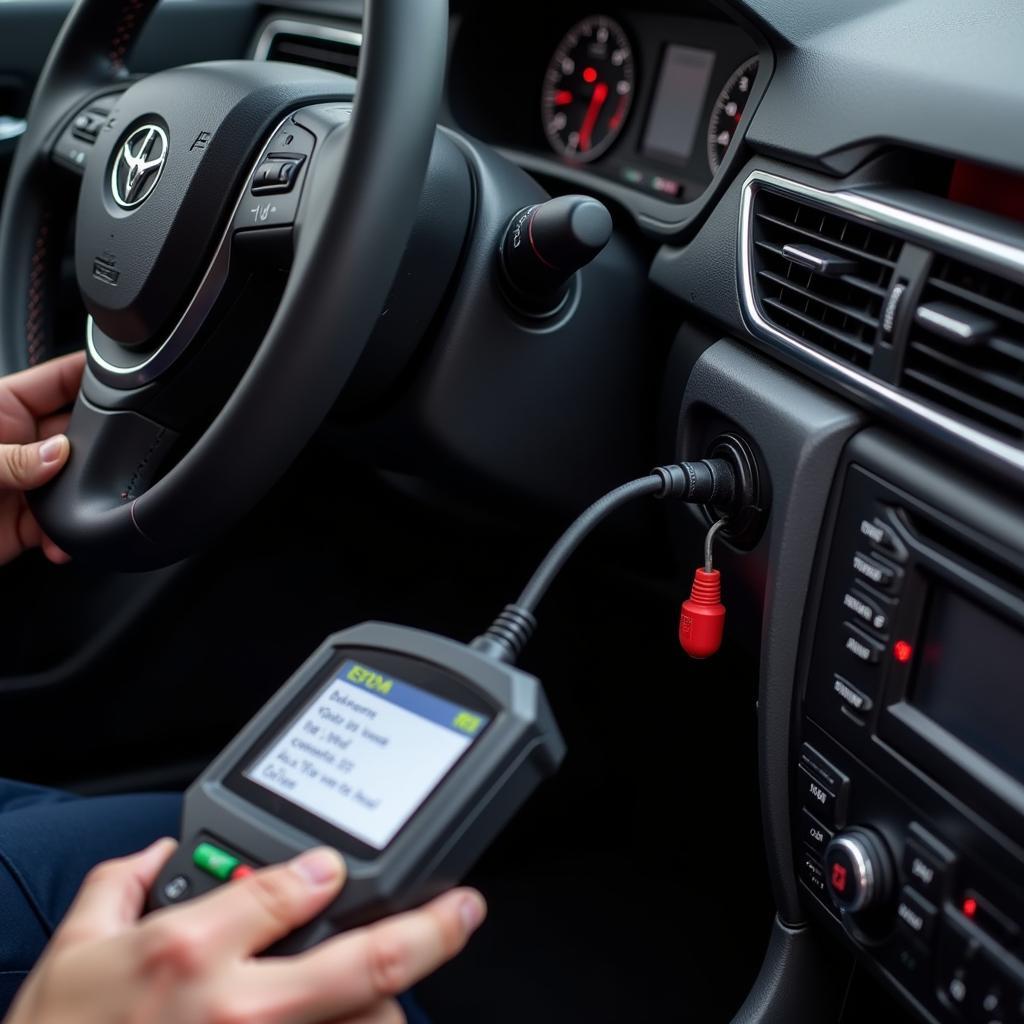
0, 0, 446, 569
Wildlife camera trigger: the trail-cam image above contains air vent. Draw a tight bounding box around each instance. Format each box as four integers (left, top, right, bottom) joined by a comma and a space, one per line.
903, 255, 1024, 441
254, 20, 361, 77
749, 189, 903, 369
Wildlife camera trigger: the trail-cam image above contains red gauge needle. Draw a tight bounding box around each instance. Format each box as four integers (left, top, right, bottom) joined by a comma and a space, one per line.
578, 81, 608, 152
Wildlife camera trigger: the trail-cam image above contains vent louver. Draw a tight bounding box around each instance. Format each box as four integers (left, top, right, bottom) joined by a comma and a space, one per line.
750, 189, 903, 369
904, 256, 1024, 441
258, 23, 360, 76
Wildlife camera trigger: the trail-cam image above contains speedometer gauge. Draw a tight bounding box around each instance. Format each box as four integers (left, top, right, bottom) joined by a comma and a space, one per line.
707, 57, 758, 173
541, 16, 634, 163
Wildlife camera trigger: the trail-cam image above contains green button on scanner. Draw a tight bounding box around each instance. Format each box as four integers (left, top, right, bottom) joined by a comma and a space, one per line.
193, 842, 240, 880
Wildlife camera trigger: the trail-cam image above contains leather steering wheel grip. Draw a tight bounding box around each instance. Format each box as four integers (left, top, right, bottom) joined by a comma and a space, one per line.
0, 0, 162, 374
4, 0, 449, 569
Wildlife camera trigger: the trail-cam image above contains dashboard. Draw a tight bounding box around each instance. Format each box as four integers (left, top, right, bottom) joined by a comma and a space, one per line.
3, 0, 1024, 1021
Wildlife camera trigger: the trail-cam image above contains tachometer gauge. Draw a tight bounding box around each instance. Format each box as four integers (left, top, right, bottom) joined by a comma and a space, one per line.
707, 57, 758, 173
541, 16, 634, 163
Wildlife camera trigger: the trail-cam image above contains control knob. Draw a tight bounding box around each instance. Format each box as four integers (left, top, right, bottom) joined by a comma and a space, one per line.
823, 827, 894, 914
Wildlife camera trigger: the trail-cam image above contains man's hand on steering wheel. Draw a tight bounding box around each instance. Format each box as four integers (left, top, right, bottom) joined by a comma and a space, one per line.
0, 351, 85, 565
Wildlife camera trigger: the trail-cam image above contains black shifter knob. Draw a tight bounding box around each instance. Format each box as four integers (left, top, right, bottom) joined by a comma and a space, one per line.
500, 195, 612, 314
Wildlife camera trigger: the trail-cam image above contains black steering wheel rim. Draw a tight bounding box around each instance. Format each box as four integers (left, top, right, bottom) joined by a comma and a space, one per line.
0, 0, 448, 569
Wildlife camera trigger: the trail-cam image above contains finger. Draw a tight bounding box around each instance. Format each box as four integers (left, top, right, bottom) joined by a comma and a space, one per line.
262, 888, 486, 1024
0, 435, 69, 491
152, 846, 346, 960
37, 411, 71, 439
41, 533, 71, 564
2, 351, 85, 419
53, 838, 178, 948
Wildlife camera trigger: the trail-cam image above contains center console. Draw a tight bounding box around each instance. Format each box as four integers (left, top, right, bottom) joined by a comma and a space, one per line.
795, 428, 1024, 1024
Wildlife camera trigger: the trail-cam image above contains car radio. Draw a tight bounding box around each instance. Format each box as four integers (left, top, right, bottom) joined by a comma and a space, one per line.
795, 429, 1024, 1024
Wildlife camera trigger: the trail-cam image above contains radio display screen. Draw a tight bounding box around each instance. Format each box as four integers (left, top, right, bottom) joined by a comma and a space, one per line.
911, 588, 1024, 783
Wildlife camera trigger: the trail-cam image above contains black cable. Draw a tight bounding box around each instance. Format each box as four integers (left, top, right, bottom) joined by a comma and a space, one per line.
471, 459, 738, 664
516, 475, 663, 615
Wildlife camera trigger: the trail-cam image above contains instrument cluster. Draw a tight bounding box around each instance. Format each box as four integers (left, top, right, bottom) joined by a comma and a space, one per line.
447, 5, 763, 215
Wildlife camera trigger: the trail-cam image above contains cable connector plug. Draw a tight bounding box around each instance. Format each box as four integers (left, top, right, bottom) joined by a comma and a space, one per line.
652, 459, 736, 507
679, 516, 728, 659
471, 604, 537, 664
679, 569, 726, 659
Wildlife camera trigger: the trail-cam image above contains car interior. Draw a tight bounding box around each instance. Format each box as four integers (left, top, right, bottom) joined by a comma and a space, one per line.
0, 0, 1022, 1021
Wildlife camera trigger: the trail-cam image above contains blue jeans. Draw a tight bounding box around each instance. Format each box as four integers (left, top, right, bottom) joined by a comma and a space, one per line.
0, 779, 428, 1022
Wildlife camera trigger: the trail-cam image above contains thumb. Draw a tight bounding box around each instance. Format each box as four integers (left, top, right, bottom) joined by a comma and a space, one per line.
52, 838, 178, 950
0, 435, 69, 490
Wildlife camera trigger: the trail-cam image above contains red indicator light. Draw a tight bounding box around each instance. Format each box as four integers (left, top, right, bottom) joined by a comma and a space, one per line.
582, 66, 598, 84
962, 896, 978, 919
554, 90, 573, 106
230, 864, 255, 881
893, 640, 914, 664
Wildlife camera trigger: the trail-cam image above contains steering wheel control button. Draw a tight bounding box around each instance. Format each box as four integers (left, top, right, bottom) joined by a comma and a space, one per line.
72, 110, 106, 143
500, 195, 612, 314
192, 841, 240, 881
800, 808, 834, 856
162, 874, 191, 901
252, 155, 305, 194
53, 95, 119, 173
843, 623, 884, 664
896, 886, 937, 942
235, 121, 317, 232
823, 828, 893, 914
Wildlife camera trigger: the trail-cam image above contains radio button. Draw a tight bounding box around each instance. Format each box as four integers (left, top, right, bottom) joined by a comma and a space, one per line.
842, 589, 891, 634
936, 922, 980, 1016
859, 517, 905, 561
902, 831, 951, 903
852, 552, 899, 591
843, 624, 884, 664
896, 886, 937, 942
834, 674, 873, 715
799, 746, 849, 794
800, 808, 833, 856
799, 850, 827, 898
798, 766, 840, 826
